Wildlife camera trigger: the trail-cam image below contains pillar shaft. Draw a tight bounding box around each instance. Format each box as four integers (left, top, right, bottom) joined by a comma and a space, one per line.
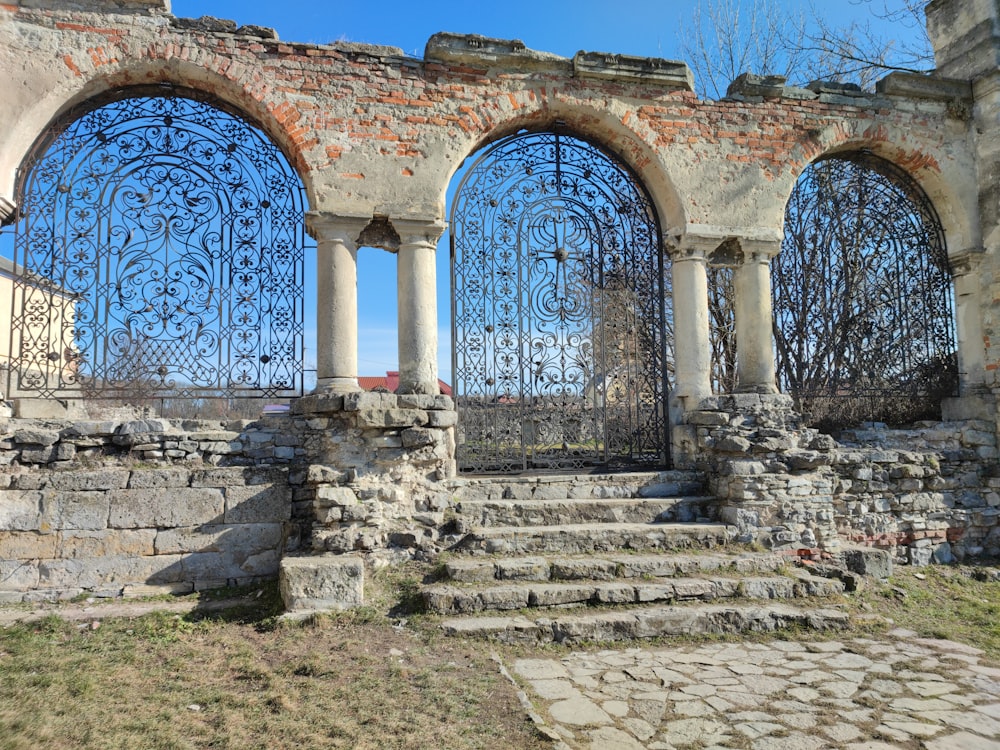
395, 220, 446, 395
671, 248, 712, 404
952, 250, 987, 391
734, 242, 778, 393
306, 213, 368, 393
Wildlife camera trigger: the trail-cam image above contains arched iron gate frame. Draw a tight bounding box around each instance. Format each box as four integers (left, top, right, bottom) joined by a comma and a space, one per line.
6, 86, 310, 402
450, 129, 671, 474
773, 150, 958, 430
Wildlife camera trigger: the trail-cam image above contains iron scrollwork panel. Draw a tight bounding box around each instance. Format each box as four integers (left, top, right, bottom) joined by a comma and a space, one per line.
773, 152, 957, 430
9, 91, 308, 400
452, 131, 669, 473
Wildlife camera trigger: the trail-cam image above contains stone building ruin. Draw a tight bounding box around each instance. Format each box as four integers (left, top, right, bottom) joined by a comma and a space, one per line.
2, 0, 1000, 617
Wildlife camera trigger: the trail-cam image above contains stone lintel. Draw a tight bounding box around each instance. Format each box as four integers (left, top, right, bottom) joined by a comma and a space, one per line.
424, 32, 570, 72
876, 72, 974, 105
573, 51, 694, 91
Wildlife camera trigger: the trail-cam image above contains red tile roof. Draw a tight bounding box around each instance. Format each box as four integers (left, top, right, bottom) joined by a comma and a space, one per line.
358, 370, 452, 396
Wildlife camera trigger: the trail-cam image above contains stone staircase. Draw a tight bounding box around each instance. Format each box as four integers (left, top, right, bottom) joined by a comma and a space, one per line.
428, 471, 851, 644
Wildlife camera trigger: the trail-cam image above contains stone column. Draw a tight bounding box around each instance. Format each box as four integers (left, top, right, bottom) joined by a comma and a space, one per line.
734, 239, 779, 393
305, 213, 370, 393
952, 249, 987, 392
669, 241, 713, 408
394, 219, 447, 395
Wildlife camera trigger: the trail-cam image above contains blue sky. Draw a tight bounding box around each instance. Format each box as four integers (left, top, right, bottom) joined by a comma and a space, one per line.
2, 1, 926, 389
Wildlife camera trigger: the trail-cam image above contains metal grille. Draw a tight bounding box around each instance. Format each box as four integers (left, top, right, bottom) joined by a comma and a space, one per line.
773, 152, 957, 431
451, 131, 669, 474
7, 89, 308, 401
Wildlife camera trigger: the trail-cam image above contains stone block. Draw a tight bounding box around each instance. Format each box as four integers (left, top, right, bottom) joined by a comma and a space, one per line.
14, 399, 83, 419
21, 447, 57, 464
0, 530, 59, 559
843, 547, 893, 578
127, 468, 192, 489
686, 411, 730, 426
0, 490, 44, 530
224, 485, 292, 524
0, 558, 39, 591
42, 491, 110, 531
108, 488, 224, 529
356, 408, 428, 428
14, 427, 60, 446
38, 554, 187, 589
46, 470, 130, 491
191, 466, 282, 487
280, 554, 365, 611
315, 485, 359, 508
59, 529, 156, 558
181, 549, 281, 581
427, 410, 458, 427
401, 427, 436, 448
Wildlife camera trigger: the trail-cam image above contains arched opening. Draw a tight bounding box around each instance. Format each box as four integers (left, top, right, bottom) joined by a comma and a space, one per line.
773, 151, 958, 432
4, 86, 313, 417
450, 129, 670, 474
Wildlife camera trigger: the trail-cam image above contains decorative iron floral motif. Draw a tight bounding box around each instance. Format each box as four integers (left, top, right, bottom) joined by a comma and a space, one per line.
451, 131, 669, 473
9, 89, 308, 400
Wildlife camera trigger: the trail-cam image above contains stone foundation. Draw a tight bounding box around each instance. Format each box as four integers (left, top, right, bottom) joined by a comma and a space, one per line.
683, 394, 1000, 564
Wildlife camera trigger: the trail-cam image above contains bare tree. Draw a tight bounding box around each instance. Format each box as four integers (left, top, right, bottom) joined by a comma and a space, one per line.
797, 0, 933, 89
678, 0, 808, 98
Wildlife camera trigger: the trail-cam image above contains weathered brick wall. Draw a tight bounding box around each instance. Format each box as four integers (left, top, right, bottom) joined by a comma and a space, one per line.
0, 4, 978, 248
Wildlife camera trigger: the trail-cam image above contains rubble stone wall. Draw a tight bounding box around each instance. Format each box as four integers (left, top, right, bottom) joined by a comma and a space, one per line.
0, 392, 460, 601
683, 396, 1000, 565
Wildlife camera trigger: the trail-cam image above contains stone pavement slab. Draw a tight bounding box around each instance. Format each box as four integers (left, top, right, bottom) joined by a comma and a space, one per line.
509, 629, 1000, 749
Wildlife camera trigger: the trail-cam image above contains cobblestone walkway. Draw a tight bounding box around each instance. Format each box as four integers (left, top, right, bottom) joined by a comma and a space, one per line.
510, 629, 1000, 749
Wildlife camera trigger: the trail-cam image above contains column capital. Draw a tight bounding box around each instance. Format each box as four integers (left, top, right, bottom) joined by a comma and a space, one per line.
393, 217, 447, 247
0, 196, 15, 226
666, 225, 783, 263
739, 238, 782, 264
949, 246, 986, 276
304, 212, 370, 246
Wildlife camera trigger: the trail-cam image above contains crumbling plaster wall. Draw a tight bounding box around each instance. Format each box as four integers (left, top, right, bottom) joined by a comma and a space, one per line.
0, 1, 980, 260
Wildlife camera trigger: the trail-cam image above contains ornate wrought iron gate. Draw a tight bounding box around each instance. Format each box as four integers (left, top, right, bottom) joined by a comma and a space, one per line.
773, 152, 957, 430
7, 88, 308, 401
451, 131, 669, 474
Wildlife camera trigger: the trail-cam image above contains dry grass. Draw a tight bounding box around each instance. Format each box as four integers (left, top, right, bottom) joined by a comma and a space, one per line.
2, 561, 998, 749
0, 575, 548, 750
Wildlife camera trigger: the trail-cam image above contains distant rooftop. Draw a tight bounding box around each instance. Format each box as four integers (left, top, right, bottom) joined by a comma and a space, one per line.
359, 370, 452, 396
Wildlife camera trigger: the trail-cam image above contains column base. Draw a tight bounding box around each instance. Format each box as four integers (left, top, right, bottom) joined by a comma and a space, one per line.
314, 377, 362, 394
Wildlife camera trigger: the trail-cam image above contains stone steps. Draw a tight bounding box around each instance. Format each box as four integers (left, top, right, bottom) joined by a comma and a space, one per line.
433, 470, 851, 642
454, 496, 718, 527
451, 521, 736, 555
423, 571, 845, 614
444, 550, 785, 583
439, 603, 852, 645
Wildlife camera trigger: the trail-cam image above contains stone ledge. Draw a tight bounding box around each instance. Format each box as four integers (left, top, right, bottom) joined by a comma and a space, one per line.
425, 32, 569, 71
573, 51, 693, 90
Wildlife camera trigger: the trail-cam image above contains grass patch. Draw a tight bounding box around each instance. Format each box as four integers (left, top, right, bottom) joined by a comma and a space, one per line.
0, 576, 547, 750
853, 563, 1000, 659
